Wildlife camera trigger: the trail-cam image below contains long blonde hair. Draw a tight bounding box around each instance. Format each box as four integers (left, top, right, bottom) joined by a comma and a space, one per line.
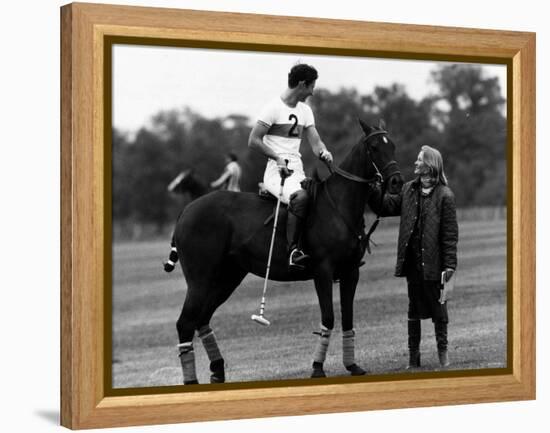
420, 145, 448, 186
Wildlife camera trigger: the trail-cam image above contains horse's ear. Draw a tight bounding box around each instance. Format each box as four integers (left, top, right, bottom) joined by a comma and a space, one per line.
378, 119, 386, 130
358, 118, 372, 135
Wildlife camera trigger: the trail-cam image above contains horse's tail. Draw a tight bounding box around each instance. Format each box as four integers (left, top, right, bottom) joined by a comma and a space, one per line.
163, 235, 179, 272
164, 209, 188, 273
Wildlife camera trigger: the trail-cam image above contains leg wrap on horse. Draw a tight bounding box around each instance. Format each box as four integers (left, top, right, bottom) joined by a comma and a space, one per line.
177, 342, 198, 384
342, 329, 356, 367
198, 326, 222, 362
342, 330, 366, 375
313, 326, 332, 364
198, 325, 225, 383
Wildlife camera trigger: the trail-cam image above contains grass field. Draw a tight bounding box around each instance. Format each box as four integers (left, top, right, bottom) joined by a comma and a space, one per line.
112, 218, 507, 388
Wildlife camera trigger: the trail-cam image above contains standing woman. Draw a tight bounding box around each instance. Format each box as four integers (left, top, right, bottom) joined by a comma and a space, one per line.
372, 145, 458, 368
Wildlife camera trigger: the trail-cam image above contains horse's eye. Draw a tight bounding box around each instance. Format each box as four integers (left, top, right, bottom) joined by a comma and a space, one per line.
382, 136, 388, 144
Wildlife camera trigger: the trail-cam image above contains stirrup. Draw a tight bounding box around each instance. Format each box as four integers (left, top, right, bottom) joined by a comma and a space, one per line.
289, 248, 310, 270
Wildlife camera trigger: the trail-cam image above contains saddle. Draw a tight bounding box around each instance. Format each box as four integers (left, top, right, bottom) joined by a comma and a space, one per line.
257, 183, 285, 203
259, 178, 319, 226
258, 177, 370, 276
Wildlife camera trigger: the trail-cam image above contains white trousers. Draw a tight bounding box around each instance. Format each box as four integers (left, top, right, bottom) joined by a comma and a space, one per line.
263, 159, 305, 204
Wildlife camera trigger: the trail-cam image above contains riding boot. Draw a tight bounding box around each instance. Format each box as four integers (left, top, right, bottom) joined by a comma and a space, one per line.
287, 212, 309, 270
343, 329, 366, 376
435, 321, 450, 367
406, 319, 421, 369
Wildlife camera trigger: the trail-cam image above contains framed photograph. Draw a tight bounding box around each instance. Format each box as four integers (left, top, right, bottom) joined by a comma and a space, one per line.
61, 2, 535, 429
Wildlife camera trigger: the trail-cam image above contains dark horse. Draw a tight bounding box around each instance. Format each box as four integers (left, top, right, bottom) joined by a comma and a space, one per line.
169, 120, 403, 384
167, 169, 211, 200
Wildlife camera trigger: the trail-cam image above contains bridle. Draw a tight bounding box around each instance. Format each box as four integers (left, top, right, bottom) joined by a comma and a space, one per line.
324, 129, 401, 187
322, 129, 401, 254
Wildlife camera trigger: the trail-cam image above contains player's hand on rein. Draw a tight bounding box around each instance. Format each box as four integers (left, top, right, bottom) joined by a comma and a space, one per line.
319, 149, 333, 164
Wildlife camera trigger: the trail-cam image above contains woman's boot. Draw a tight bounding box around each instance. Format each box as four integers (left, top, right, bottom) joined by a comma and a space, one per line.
407, 319, 421, 369
435, 321, 449, 367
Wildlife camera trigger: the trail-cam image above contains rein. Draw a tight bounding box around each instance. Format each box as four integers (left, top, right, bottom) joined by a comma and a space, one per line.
325, 163, 382, 184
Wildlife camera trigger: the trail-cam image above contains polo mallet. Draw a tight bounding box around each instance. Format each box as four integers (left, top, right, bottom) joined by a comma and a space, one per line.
251, 161, 289, 326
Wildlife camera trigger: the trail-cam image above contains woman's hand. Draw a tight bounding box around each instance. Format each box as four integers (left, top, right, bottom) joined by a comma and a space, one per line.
443, 268, 455, 283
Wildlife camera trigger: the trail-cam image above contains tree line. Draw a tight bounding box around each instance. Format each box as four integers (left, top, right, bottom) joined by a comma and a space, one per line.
113, 64, 506, 233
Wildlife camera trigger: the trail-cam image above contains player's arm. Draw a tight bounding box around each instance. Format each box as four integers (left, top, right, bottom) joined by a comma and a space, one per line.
210, 168, 231, 188
305, 125, 332, 163
248, 121, 286, 167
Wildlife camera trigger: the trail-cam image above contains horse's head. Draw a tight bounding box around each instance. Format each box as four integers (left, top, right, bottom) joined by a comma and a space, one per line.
167, 168, 195, 194
358, 119, 403, 194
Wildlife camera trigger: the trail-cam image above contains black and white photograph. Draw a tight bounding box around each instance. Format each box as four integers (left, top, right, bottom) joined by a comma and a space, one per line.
111, 44, 508, 389
4, 0, 548, 431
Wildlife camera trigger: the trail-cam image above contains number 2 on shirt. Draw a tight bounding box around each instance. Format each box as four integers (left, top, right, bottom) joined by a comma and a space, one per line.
288, 114, 299, 137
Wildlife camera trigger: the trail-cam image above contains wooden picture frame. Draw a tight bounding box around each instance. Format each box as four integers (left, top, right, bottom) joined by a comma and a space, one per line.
61, 2, 535, 429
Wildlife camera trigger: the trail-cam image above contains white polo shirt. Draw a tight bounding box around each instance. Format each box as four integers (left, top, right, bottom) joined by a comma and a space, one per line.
257, 97, 315, 161
257, 97, 315, 203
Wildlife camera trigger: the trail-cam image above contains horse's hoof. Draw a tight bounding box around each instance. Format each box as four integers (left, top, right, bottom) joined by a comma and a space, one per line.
163, 261, 175, 272
210, 374, 225, 384
311, 368, 326, 378
346, 363, 367, 376
184, 379, 199, 385
311, 362, 326, 378
209, 359, 225, 383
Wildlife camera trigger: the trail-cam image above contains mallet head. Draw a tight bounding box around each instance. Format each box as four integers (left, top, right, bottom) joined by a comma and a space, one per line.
251, 314, 270, 326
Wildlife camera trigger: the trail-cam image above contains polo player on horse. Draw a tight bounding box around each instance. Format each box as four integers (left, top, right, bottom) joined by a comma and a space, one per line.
163, 62, 404, 385
248, 63, 333, 270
